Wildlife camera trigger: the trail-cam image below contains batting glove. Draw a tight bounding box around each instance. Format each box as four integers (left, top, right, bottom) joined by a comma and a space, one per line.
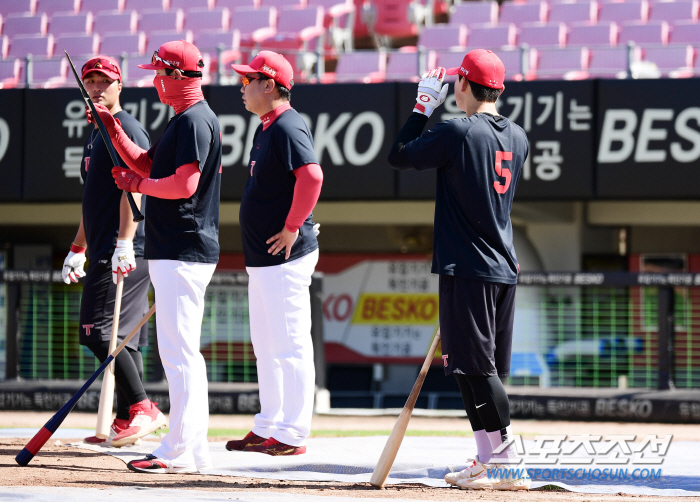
112, 239, 136, 284
62, 244, 87, 284
87, 103, 122, 134
414, 67, 449, 118
112, 167, 143, 193
313, 223, 320, 237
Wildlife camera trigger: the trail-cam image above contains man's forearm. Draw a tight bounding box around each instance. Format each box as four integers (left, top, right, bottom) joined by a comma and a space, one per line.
387, 113, 430, 169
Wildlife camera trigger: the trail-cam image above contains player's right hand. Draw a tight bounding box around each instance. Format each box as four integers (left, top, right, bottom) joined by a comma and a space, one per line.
62, 244, 87, 284
88, 103, 121, 134
111, 239, 136, 284
414, 67, 449, 118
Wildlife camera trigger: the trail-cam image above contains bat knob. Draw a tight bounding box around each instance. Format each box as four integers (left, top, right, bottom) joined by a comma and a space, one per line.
133, 215, 145, 223
15, 448, 34, 466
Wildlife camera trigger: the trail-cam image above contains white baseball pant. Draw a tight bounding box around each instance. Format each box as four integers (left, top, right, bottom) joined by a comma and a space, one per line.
247, 248, 319, 447
148, 259, 216, 470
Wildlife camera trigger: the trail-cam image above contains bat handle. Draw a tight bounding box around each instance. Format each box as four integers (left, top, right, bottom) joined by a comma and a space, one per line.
126, 191, 144, 222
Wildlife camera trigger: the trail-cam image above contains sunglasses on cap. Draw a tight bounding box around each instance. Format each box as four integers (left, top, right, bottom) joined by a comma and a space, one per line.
151, 51, 204, 78
81, 58, 119, 74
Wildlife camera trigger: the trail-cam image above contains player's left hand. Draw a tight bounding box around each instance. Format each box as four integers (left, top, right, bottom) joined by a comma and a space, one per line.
267, 227, 299, 260
111, 239, 136, 284
414, 67, 449, 118
112, 167, 143, 192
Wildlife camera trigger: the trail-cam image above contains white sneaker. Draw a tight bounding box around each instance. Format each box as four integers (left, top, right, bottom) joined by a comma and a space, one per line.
445, 458, 495, 490
490, 463, 531, 491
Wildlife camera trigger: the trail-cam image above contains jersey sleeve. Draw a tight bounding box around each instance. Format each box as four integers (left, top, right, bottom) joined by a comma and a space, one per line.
275, 119, 318, 172
402, 118, 460, 171
175, 114, 214, 172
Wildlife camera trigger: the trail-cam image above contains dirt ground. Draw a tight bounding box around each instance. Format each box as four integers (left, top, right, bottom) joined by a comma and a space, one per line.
2, 411, 699, 501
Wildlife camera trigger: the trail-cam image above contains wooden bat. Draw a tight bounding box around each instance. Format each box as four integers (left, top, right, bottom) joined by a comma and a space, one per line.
369, 329, 441, 488
15, 303, 156, 467
64, 50, 144, 222
95, 270, 124, 439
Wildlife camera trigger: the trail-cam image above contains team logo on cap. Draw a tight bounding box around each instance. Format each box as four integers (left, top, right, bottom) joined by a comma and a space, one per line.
94, 62, 103, 69
460, 66, 469, 75
261, 64, 278, 77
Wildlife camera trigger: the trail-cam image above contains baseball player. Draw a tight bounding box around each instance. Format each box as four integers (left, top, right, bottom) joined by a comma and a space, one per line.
90, 41, 222, 473
225, 51, 323, 456
387, 50, 530, 490
63, 55, 166, 448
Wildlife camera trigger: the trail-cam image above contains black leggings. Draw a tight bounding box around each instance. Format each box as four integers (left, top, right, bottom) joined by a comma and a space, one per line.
86, 341, 148, 420
455, 374, 510, 433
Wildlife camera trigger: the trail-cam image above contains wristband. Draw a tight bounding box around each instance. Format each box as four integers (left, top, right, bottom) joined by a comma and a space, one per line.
70, 243, 87, 253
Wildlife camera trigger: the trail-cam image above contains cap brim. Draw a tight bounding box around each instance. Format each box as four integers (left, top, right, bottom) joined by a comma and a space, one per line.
230, 63, 257, 76
82, 68, 121, 80
445, 67, 460, 75
137, 62, 164, 69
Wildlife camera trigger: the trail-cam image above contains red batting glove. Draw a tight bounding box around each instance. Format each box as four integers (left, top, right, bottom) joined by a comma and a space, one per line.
112, 167, 143, 193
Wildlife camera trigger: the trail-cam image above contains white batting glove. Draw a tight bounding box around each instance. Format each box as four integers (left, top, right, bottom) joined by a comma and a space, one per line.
62, 245, 87, 284
313, 223, 320, 236
111, 239, 136, 284
414, 67, 449, 118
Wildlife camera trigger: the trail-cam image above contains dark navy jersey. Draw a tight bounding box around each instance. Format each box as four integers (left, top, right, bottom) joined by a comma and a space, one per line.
145, 100, 222, 263
388, 112, 529, 284
240, 108, 319, 267
80, 110, 150, 260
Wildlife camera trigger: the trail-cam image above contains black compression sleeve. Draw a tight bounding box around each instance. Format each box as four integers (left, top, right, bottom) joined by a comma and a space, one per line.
387, 112, 430, 169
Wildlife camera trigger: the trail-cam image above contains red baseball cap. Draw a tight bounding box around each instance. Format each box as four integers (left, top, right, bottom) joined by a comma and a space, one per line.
138, 40, 205, 72
231, 51, 294, 90
81, 55, 122, 81
446, 49, 505, 89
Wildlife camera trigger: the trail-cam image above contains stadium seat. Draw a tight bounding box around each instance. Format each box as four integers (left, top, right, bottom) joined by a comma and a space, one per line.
0, 36, 8, 59
433, 47, 531, 80
642, 44, 694, 77
194, 30, 238, 52
385, 49, 425, 81
365, 0, 424, 46
448, 1, 498, 28
498, 1, 548, 26
619, 20, 669, 46
649, 0, 698, 24
92, 10, 137, 35
81, 0, 124, 12
217, 0, 260, 9
587, 45, 639, 78
261, 0, 307, 7
56, 33, 99, 57
548, 1, 598, 25
417, 24, 466, 50
0, 0, 37, 17
37, 0, 79, 16
669, 19, 700, 44
323, 49, 386, 82
4, 12, 48, 38
122, 52, 155, 85
139, 8, 183, 35
598, 1, 649, 24
231, 6, 277, 50
122, 0, 167, 12
8, 33, 54, 58
170, 0, 212, 10
352, 0, 368, 37
147, 29, 192, 53
568, 20, 618, 46
29, 55, 68, 87
308, 0, 356, 52
48, 11, 93, 35
518, 22, 567, 48
184, 7, 230, 33
466, 23, 517, 49
533, 46, 589, 79
100, 31, 145, 55
194, 29, 241, 82
0, 58, 22, 88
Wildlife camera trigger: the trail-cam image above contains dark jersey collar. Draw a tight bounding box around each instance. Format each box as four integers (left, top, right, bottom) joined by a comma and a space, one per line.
261, 102, 292, 130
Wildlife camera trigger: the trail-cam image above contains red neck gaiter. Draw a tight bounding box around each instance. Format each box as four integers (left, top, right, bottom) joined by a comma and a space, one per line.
154, 75, 204, 114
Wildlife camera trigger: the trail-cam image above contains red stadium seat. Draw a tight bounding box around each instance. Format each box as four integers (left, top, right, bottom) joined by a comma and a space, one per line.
365, 0, 422, 45
308, 0, 356, 52
48, 11, 94, 35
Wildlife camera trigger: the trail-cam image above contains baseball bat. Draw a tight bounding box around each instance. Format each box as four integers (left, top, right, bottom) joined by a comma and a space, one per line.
15, 303, 156, 466
95, 270, 124, 439
64, 50, 144, 223
369, 329, 441, 488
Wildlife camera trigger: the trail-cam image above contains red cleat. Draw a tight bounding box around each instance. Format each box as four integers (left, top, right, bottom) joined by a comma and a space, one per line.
246, 437, 306, 456
111, 399, 167, 447
84, 418, 135, 446
226, 431, 267, 451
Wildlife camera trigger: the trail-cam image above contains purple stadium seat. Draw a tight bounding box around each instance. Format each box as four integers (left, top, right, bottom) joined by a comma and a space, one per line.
185, 7, 230, 33
548, 1, 598, 24
0, 36, 8, 59
170, 0, 212, 10
56, 33, 99, 56
0, 58, 22, 88
257, 5, 323, 48
49, 11, 93, 35
619, 20, 669, 45
642, 44, 694, 77
466, 23, 517, 49
518, 22, 567, 48
122, 0, 167, 12
669, 19, 700, 44
4, 12, 48, 38
649, 0, 699, 24
37, 0, 79, 16
599, 1, 648, 24
0, 0, 37, 17
260, 0, 307, 7
232, 6, 277, 48
194, 30, 238, 51
449, 1, 498, 28
100, 31, 145, 54
122, 52, 154, 84
92, 10, 137, 34
30, 55, 67, 87
217, 0, 260, 9
326, 49, 386, 82
147, 29, 192, 52
587, 45, 639, 77
417, 24, 466, 50
533, 46, 589, 79
499, 1, 548, 26
81, 0, 124, 12
8, 33, 54, 58
385, 50, 422, 81
433, 47, 530, 80
568, 20, 618, 46
139, 8, 183, 35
